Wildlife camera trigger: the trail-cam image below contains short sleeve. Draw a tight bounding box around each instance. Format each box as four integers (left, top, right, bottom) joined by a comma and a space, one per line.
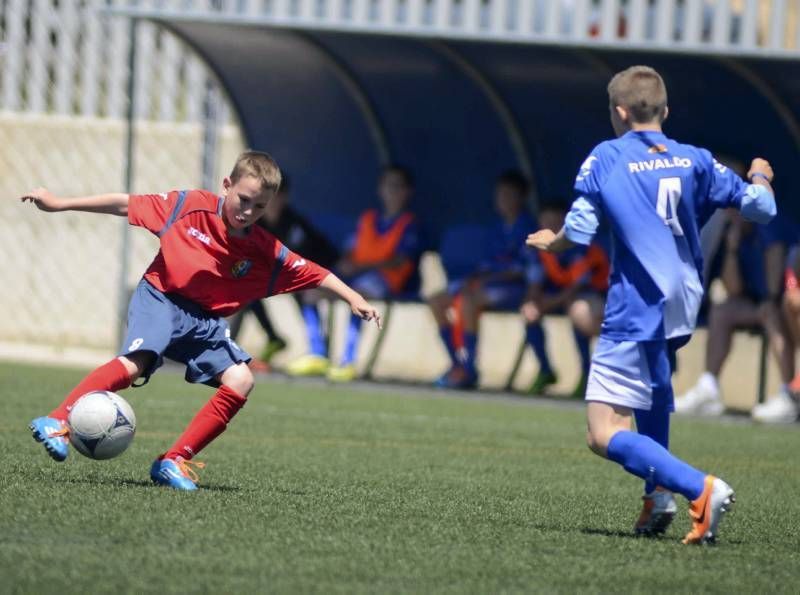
707, 159, 776, 224
565, 196, 602, 245
574, 143, 611, 198
268, 242, 330, 296
707, 159, 748, 210
128, 191, 180, 235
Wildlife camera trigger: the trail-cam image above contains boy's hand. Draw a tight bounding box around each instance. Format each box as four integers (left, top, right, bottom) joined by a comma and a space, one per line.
350, 297, 382, 329
526, 229, 557, 251
20, 187, 63, 212
747, 158, 774, 183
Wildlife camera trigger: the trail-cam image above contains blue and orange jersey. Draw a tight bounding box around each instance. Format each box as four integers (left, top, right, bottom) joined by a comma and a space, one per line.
537, 243, 610, 293
128, 189, 329, 316
480, 212, 537, 276
349, 209, 420, 293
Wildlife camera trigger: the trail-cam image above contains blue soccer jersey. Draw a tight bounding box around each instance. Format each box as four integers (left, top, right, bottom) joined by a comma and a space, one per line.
564, 129, 776, 341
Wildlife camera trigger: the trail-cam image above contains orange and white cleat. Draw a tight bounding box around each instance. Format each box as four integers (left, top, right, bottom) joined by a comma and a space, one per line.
682, 475, 735, 545
635, 487, 677, 536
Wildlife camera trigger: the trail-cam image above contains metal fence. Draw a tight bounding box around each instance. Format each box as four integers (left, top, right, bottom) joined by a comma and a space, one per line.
1, 0, 234, 120
110, 0, 800, 57
0, 0, 242, 352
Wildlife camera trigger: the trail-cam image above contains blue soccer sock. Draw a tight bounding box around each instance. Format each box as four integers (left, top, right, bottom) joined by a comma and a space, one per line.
573, 327, 591, 376
302, 304, 326, 357
606, 430, 705, 501
341, 313, 362, 366
463, 332, 478, 372
438, 326, 458, 365
525, 324, 553, 375
634, 407, 671, 493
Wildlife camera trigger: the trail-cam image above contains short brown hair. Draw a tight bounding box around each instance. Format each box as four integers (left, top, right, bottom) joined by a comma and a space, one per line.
229, 150, 282, 194
607, 66, 668, 124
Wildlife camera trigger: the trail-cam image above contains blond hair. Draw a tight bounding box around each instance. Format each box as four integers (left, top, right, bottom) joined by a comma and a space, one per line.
229, 150, 282, 194
607, 66, 668, 124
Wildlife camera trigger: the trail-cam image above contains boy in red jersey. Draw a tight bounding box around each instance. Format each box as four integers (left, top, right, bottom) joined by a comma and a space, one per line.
21, 151, 380, 490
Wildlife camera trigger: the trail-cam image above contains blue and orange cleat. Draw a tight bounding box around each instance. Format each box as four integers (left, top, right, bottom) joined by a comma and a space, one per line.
29, 416, 70, 462
150, 456, 205, 491
435, 365, 478, 390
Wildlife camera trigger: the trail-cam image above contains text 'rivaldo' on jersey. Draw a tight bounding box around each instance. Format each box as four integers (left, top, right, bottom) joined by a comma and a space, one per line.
564, 130, 775, 341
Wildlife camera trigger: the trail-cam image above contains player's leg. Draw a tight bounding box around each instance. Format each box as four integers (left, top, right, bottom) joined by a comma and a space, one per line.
782, 287, 800, 392
250, 300, 288, 362
151, 315, 253, 490
454, 283, 485, 386
428, 289, 459, 380
328, 271, 390, 382
287, 289, 330, 376
567, 294, 603, 398
31, 280, 168, 461
520, 298, 557, 394
162, 363, 252, 462
587, 338, 735, 543
676, 297, 758, 415
632, 406, 677, 535
752, 299, 800, 422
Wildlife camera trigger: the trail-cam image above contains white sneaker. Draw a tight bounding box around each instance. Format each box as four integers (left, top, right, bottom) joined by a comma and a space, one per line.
751, 391, 799, 424
675, 377, 724, 416
635, 488, 677, 536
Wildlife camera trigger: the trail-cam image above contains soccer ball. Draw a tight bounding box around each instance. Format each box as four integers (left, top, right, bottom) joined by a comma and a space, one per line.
67, 391, 136, 460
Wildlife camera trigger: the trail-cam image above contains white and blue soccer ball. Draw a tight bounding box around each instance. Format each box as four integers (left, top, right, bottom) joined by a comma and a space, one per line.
67, 391, 136, 460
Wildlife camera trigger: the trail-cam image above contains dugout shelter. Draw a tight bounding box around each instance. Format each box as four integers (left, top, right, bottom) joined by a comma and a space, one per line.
112, 3, 800, 243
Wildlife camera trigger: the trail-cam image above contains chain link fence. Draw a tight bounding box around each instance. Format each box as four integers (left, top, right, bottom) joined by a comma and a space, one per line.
0, 0, 245, 351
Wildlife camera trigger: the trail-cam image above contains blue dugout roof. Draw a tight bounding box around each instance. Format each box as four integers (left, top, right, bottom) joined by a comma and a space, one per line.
145, 17, 800, 241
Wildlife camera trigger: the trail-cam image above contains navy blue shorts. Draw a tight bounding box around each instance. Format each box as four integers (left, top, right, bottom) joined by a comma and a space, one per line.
119, 280, 251, 386
447, 279, 526, 310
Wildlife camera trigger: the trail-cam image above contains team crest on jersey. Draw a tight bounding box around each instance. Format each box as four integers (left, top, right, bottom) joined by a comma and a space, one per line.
231, 260, 252, 278
576, 155, 597, 181
648, 144, 668, 154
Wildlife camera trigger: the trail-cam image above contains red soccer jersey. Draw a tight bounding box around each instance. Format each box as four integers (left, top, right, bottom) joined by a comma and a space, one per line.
128, 189, 330, 316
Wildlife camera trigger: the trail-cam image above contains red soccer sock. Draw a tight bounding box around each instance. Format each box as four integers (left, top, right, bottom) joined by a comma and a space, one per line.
49, 358, 133, 422
163, 384, 247, 461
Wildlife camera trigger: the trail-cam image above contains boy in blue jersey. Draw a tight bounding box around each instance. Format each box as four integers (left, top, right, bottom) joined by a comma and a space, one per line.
287, 165, 421, 382
527, 66, 776, 544
429, 170, 537, 389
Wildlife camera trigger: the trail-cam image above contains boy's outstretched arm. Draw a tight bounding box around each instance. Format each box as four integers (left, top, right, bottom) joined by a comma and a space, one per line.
20, 188, 129, 216
320, 273, 382, 329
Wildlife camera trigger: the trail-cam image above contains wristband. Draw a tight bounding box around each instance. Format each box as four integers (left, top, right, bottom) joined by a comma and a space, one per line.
749, 172, 771, 183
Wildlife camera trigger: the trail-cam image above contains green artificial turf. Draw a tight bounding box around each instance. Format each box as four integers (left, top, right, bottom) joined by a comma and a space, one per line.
1, 361, 798, 593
